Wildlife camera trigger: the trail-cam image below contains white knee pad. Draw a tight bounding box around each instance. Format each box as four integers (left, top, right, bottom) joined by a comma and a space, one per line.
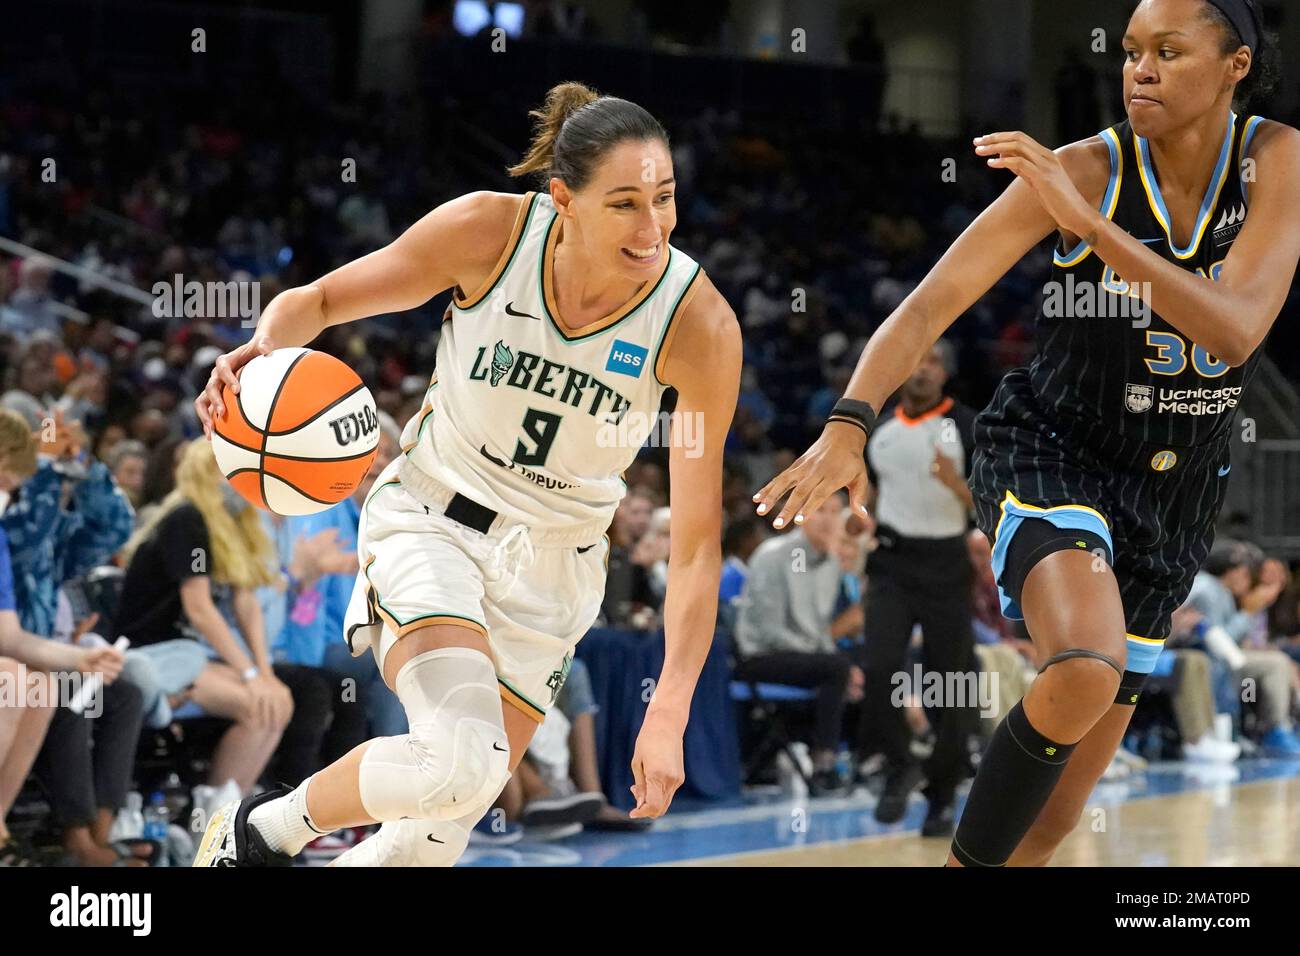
358, 647, 510, 822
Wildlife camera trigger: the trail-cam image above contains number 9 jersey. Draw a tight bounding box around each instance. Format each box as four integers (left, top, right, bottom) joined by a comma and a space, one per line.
400, 191, 704, 538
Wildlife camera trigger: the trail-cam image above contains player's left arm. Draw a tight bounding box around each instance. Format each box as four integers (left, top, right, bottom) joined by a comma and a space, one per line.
977, 122, 1300, 366
627, 274, 741, 818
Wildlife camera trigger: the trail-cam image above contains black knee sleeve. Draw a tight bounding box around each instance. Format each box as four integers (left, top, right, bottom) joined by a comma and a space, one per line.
1114, 670, 1148, 706
950, 700, 1077, 867
1001, 517, 1112, 613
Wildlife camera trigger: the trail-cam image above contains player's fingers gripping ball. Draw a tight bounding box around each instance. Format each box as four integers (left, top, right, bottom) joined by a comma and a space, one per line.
210, 347, 380, 515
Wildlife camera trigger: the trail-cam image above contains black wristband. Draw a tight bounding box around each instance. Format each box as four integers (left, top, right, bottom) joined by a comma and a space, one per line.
827, 398, 878, 440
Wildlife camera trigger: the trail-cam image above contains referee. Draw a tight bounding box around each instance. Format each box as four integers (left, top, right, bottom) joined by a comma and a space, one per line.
860, 341, 979, 837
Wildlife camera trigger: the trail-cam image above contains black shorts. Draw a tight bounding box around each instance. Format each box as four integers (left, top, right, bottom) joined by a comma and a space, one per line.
968, 370, 1232, 673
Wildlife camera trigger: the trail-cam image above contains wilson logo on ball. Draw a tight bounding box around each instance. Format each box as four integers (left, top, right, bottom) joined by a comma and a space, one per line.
328, 406, 379, 446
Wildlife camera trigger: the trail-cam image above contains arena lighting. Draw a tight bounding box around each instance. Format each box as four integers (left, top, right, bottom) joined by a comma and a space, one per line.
453, 1, 524, 39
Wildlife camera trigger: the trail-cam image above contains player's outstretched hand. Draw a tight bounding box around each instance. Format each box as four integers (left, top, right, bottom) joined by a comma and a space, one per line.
196, 334, 277, 438
752, 421, 871, 531
629, 710, 685, 819
973, 131, 1094, 238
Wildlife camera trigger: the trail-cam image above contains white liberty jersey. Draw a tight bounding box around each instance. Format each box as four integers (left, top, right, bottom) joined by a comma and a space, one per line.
399, 191, 705, 541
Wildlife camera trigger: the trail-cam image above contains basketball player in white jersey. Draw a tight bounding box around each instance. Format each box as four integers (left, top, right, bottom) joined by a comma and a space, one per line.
191, 82, 742, 866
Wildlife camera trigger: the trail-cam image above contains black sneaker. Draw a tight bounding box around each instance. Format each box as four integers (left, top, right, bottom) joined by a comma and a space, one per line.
809, 768, 846, 797
920, 798, 956, 838
874, 765, 922, 824
519, 788, 604, 828
0, 838, 37, 867
193, 787, 296, 867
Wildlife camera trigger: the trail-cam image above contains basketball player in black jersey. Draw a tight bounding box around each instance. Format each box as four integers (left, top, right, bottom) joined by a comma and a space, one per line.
756, 0, 1299, 866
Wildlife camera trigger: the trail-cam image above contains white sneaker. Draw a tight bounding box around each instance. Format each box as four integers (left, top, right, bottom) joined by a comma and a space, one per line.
1182, 734, 1241, 763
1101, 755, 1131, 781
193, 779, 241, 822
1112, 746, 1148, 771
1211, 737, 1242, 761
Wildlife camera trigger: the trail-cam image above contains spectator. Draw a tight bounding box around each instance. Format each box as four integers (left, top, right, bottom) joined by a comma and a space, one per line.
0, 409, 134, 638
92, 423, 128, 463
264, 413, 402, 756
613, 487, 654, 545
718, 516, 763, 611
1266, 559, 1300, 668
517, 658, 648, 834
0, 574, 129, 868
0, 527, 126, 865
967, 529, 1036, 734
31, 592, 145, 866
0, 411, 137, 868
734, 494, 857, 795
602, 488, 659, 629
107, 439, 148, 509
831, 507, 868, 649
1, 256, 61, 338
137, 435, 185, 525
1186, 541, 1300, 757
631, 505, 672, 614
1164, 603, 1240, 763
115, 439, 293, 792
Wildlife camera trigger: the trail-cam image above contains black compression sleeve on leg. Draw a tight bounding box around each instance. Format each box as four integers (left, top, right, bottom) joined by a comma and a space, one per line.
1115, 670, 1148, 706
950, 700, 1077, 867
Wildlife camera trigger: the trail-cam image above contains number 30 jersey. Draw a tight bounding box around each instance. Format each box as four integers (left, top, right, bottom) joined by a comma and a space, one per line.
399, 191, 704, 534
1031, 112, 1268, 449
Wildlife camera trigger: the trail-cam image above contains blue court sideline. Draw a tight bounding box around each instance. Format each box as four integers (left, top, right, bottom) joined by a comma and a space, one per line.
460, 759, 1300, 866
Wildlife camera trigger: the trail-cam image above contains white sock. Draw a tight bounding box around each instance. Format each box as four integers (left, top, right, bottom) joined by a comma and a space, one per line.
247, 777, 329, 856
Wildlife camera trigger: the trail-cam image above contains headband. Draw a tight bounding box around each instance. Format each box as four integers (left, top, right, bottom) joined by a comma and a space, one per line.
1205, 0, 1262, 56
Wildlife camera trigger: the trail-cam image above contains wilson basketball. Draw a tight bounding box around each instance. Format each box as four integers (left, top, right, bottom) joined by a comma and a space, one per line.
211, 347, 380, 516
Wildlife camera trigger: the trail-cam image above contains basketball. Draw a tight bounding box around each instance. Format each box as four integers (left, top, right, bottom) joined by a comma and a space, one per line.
211, 347, 380, 516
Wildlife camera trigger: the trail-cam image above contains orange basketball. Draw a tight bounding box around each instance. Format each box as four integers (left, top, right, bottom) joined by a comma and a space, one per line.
211, 347, 380, 516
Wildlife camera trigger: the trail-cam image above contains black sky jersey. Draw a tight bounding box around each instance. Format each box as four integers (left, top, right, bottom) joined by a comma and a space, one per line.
1028, 112, 1268, 450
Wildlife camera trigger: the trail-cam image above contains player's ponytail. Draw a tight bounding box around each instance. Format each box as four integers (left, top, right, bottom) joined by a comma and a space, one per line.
508, 81, 669, 190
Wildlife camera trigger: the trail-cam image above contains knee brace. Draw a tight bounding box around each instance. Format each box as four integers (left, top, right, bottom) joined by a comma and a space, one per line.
1039, 648, 1126, 713
1039, 648, 1124, 678
358, 647, 511, 823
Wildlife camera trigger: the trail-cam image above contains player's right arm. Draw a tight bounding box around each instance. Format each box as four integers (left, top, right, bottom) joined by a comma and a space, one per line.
753, 139, 1109, 529
196, 191, 526, 435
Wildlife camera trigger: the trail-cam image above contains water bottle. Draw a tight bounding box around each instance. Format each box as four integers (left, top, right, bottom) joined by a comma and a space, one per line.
835, 745, 852, 785
111, 791, 145, 842
144, 792, 171, 866
160, 772, 188, 823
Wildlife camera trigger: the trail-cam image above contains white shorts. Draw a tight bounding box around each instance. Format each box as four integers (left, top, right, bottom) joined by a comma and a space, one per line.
343, 458, 609, 723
